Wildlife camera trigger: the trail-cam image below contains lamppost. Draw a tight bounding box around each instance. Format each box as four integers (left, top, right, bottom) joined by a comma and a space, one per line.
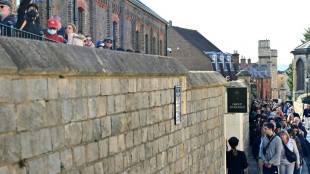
306, 74, 309, 99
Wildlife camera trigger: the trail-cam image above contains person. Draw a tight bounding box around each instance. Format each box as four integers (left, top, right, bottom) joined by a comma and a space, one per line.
16, 0, 43, 35
65, 24, 84, 46
294, 117, 307, 138
279, 130, 300, 174
252, 124, 266, 174
303, 104, 310, 130
281, 118, 290, 130
96, 40, 104, 49
102, 37, 113, 49
84, 35, 95, 48
226, 137, 248, 174
0, 1, 16, 26
288, 128, 303, 174
51, 14, 65, 37
44, 19, 64, 43
289, 107, 300, 118
259, 123, 282, 174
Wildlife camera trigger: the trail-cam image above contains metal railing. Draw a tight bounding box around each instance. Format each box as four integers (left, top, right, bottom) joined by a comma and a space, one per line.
0, 21, 58, 43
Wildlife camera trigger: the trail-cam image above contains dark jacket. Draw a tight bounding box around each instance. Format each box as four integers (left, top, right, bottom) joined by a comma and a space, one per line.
226, 150, 248, 174
0, 14, 17, 26
16, 0, 43, 36
57, 26, 65, 37
252, 134, 263, 161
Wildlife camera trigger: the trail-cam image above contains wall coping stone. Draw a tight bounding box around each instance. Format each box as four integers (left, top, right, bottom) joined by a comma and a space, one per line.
187, 71, 227, 89
0, 37, 188, 76
227, 80, 248, 88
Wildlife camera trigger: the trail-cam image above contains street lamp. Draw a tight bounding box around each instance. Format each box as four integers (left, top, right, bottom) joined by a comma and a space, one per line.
306, 74, 309, 99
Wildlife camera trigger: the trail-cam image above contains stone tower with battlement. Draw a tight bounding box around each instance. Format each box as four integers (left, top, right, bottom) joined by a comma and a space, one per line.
258, 40, 279, 99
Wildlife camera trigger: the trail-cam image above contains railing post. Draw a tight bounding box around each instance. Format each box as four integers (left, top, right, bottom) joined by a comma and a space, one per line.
7, 21, 13, 37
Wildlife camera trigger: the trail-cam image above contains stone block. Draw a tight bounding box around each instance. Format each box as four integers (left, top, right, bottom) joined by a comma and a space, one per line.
107, 95, 114, 115
0, 166, 9, 174
86, 142, 99, 163
60, 99, 72, 124
111, 78, 120, 94
153, 123, 160, 138
26, 78, 47, 100
131, 111, 139, 129
28, 156, 47, 174
21, 131, 40, 159
0, 105, 15, 133
47, 152, 61, 174
109, 136, 118, 154
118, 134, 126, 152
81, 165, 95, 174
40, 128, 52, 153
86, 79, 100, 96
136, 78, 142, 92
68, 79, 83, 98
111, 115, 120, 135
120, 79, 129, 94
48, 78, 58, 99
82, 120, 93, 142
101, 78, 112, 95
45, 101, 60, 127
150, 156, 157, 173
3, 134, 20, 163
72, 98, 88, 121
60, 148, 73, 171
145, 142, 153, 159
105, 156, 115, 173
65, 123, 82, 146
99, 138, 108, 158
147, 126, 153, 141
141, 127, 148, 143
114, 153, 124, 172
101, 116, 111, 138
12, 79, 25, 104
139, 109, 147, 126
17, 102, 43, 131
125, 94, 135, 111
0, 77, 10, 103
72, 145, 86, 166
139, 144, 146, 161
97, 96, 107, 117
125, 131, 133, 148
58, 79, 69, 98
131, 146, 139, 164
94, 162, 104, 174
120, 113, 131, 132
134, 93, 142, 110
51, 126, 65, 150
115, 95, 125, 113
142, 92, 149, 108
88, 98, 97, 118
143, 159, 151, 174
152, 78, 159, 91
133, 129, 141, 146
93, 119, 101, 140
128, 78, 136, 93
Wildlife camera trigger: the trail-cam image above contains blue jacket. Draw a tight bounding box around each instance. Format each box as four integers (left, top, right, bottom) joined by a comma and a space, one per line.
0, 14, 17, 27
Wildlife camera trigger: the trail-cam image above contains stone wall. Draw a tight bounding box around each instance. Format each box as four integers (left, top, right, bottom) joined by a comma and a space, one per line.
0, 37, 227, 174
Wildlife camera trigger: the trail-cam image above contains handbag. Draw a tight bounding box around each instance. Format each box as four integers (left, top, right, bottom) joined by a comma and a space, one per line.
282, 141, 297, 163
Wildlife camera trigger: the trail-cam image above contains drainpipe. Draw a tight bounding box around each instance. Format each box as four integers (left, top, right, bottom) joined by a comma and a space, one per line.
165, 23, 168, 56
73, 0, 78, 25
46, 0, 52, 20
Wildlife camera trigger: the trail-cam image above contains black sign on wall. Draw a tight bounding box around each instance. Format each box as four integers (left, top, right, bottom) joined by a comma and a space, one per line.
174, 86, 182, 124
227, 88, 247, 113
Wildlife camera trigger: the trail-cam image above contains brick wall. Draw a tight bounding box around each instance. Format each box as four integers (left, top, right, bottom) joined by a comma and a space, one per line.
0, 37, 226, 174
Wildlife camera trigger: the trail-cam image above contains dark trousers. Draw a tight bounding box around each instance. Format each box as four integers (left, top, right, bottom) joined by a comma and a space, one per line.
263, 165, 278, 174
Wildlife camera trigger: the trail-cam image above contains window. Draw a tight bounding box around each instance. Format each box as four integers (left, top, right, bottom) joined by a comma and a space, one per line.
145, 34, 148, 54
159, 40, 163, 55
78, 7, 83, 34
296, 59, 305, 91
152, 37, 156, 54
113, 21, 117, 49
135, 31, 139, 51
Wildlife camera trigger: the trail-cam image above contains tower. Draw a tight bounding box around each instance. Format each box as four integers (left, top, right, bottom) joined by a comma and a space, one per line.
258, 40, 271, 65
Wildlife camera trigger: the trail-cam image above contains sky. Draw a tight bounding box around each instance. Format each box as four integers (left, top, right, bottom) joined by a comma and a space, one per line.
142, 0, 310, 66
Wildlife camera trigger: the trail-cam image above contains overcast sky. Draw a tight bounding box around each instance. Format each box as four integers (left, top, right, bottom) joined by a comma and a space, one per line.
142, 0, 310, 65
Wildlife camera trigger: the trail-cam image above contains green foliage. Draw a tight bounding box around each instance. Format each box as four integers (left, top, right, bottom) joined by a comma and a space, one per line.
302, 95, 310, 104
296, 93, 310, 104
301, 27, 310, 44
286, 63, 293, 93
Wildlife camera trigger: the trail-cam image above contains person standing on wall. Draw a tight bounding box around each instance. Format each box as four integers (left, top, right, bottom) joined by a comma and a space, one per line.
259, 123, 282, 174
226, 137, 248, 174
303, 104, 310, 130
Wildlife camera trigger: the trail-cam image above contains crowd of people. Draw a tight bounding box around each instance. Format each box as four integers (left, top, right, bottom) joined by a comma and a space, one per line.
227, 98, 310, 174
0, 0, 113, 49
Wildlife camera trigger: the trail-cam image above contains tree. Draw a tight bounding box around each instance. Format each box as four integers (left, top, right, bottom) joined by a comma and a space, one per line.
301, 27, 310, 43
286, 63, 293, 95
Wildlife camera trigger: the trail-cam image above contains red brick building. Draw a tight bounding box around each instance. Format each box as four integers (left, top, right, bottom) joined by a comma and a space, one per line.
8, 0, 168, 55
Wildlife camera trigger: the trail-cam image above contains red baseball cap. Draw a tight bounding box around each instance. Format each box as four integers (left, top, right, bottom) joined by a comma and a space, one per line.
47, 19, 58, 29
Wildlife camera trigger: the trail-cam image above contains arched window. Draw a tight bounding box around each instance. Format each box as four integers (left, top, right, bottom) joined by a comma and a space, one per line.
113, 21, 117, 49
296, 59, 305, 91
145, 34, 148, 54
159, 40, 163, 55
135, 31, 139, 52
152, 37, 156, 55
78, 7, 83, 34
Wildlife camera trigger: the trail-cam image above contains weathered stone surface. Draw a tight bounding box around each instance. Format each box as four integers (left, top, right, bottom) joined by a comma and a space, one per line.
72, 98, 88, 121
86, 142, 99, 162
82, 120, 93, 143
12, 79, 25, 104
99, 138, 108, 158
68, 79, 83, 98
21, 131, 40, 159
0, 77, 10, 103
17, 102, 44, 131
60, 148, 73, 171
26, 78, 48, 100
96, 96, 107, 117
109, 136, 118, 154
88, 98, 97, 118
65, 123, 82, 146
94, 162, 104, 174
111, 115, 120, 135
0, 105, 15, 133
40, 128, 52, 153
101, 116, 111, 138
45, 101, 60, 126
115, 95, 125, 113
107, 95, 114, 115
51, 126, 65, 150
58, 79, 69, 98
3, 134, 20, 163
28, 156, 47, 174
125, 131, 133, 148
118, 134, 126, 152
72, 146, 86, 166
93, 119, 101, 140
114, 153, 124, 172
47, 152, 61, 174
48, 78, 58, 99
60, 99, 72, 124
82, 165, 95, 174
86, 79, 100, 96
0, 166, 9, 174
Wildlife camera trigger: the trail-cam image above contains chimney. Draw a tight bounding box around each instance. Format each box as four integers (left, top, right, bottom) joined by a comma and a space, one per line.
169, 20, 172, 26
240, 57, 246, 70
247, 58, 252, 69
231, 50, 240, 71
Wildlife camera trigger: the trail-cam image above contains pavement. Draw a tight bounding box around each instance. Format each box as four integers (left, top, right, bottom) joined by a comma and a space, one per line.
248, 129, 310, 174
